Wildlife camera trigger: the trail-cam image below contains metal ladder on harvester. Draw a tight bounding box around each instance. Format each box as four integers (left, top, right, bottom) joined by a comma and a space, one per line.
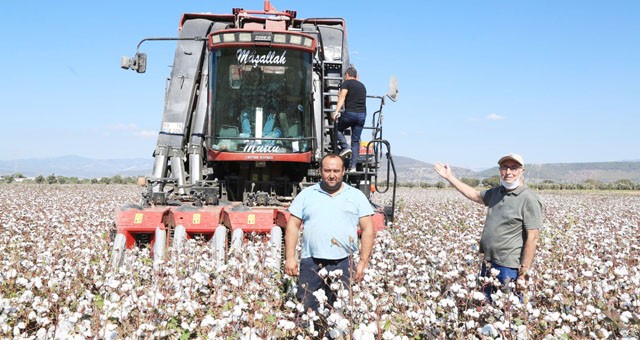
320, 61, 343, 155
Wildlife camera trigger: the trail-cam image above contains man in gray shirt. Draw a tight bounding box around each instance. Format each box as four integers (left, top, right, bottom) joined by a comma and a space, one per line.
434, 153, 543, 301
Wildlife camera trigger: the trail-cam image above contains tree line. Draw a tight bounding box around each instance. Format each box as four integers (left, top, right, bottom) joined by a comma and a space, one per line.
0, 173, 140, 185
4, 173, 639, 191
398, 176, 640, 191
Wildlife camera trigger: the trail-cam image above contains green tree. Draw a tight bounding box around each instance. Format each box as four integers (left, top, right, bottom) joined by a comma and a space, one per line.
35, 175, 45, 184
47, 174, 57, 184
482, 175, 500, 187
436, 181, 447, 189
461, 178, 480, 187
111, 175, 124, 184
614, 179, 633, 190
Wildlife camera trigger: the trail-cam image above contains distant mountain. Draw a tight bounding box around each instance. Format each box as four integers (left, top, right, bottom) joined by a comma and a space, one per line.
379, 156, 640, 184
377, 155, 476, 183
1, 155, 639, 183
0, 155, 152, 178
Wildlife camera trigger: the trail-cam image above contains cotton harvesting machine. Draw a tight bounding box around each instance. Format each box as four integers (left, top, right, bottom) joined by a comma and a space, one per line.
112, 1, 398, 269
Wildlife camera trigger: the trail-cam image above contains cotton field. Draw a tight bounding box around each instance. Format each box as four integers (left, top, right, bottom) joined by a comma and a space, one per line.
0, 184, 638, 339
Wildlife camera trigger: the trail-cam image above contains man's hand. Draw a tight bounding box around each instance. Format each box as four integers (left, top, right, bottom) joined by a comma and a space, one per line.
332, 112, 341, 121
354, 260, 367, 281
516, 267, 529, 290
433, 162, 452, 180
284, 257, 299, 276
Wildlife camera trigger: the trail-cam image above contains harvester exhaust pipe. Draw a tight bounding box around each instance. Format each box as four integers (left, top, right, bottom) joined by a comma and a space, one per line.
111, 233, 127, 270
153, 227, 167, 269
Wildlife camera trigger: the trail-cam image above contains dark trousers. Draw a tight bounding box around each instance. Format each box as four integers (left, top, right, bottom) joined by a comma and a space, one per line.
336, 111, 366, 169
481, 261, 522, 302
297, 257, 352, 312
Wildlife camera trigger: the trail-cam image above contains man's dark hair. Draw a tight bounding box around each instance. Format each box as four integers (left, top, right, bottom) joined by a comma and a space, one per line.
320, 154, 345, 169
345, 66, 357, 78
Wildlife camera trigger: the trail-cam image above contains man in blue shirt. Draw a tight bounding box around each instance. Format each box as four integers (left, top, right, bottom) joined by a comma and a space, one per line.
285, 154, 375, 313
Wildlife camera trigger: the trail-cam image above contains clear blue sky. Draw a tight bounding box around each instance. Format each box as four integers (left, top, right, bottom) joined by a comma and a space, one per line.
2, 1, 638, 169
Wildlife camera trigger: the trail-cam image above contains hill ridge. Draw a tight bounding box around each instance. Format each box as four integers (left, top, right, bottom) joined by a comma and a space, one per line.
1, 155, 639, 183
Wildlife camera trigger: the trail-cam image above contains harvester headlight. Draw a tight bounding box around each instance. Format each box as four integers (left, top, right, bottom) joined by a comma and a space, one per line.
273, 34, 286, 44
222, 33, 236, 42
289, 35, 302, 45
211, 35, 222, 44
303, 37, 312, 48
238, 33, 252, 42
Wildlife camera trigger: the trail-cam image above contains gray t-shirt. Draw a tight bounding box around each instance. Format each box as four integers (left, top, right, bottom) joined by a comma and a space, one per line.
479, 185, 543, 268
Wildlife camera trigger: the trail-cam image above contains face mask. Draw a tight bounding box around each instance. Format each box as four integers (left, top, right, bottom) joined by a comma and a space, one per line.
500, 175, 521, 191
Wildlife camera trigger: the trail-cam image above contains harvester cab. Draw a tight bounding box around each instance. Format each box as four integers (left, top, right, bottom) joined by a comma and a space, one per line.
114, 1, 398, 269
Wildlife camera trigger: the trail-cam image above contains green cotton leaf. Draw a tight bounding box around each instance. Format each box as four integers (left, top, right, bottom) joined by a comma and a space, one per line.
383, 319, 391, 331
180, 331, 192, 340
95, 294, 104, 309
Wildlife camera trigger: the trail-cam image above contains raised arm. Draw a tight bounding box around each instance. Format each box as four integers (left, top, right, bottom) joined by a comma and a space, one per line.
332, 88, 348, 120
434, 162, 483, 204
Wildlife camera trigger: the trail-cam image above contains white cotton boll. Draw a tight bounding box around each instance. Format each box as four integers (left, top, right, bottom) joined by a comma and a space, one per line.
277, 319, 296, 330
438, 298, 455, 308
544, 312, 561, 323
33, 277, 43, 290
582, 270, 593, 278
313, 289, 328, 304
333, 300, 343, 309
16, 277, 29, 287
465, 320, 476, 329
494, 321, 507, 331
200, 315, 216, 327
330, 282, 341, 291
620, 311, 632, 323
479, 324, 498, 337
329, 269, 343, 279
472, 291, 486, 301
337, 289, 350, 299
318, 267, 328, 278
614, 266, 629, 277
449, 283, 461, 293
490, 268, 500, 277
19, 290, 34, 303
463, 309, 480, 319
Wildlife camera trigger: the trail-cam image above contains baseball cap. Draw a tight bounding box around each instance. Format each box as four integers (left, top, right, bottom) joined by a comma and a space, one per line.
498, 153, 524, 166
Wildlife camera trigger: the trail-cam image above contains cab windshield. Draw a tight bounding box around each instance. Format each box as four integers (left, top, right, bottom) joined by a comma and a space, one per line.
209, 47, 312, 153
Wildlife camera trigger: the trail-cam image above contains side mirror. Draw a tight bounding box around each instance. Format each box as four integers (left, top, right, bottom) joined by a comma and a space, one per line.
120, 52, 147, 73
386, 75, 399, 102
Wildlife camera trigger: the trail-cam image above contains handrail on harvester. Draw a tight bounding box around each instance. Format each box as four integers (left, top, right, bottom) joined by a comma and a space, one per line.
365, 139, 397, 224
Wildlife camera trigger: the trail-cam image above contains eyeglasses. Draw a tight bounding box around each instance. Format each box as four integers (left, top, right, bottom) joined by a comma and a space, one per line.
499, 165, 522, 171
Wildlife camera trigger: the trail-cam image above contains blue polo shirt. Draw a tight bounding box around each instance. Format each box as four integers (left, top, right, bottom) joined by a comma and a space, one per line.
288, 182, 374, 260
